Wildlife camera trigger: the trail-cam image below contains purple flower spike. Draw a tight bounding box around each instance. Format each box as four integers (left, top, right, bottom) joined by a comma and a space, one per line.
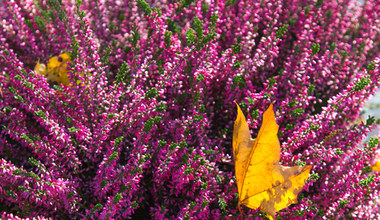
0, 0, 379, 219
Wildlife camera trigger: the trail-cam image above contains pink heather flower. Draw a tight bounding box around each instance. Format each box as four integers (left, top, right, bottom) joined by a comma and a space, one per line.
0, 0, 379, 219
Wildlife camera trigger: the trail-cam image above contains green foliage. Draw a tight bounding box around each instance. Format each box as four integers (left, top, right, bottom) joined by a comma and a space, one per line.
177, 0, 195, 12
34, 15, 47, 31
136, 0, 152, 15
8, 87, 16, 94
27, 171, 39, 179
225, 0, 236, 6
100, 180, 109, 188
307, 84, 316, 95
70, 36, 79, 60
353, 76, 371, 92
233, 60, 242, 69
28, 157, 39, 167
291, 108, 304, 117
3, 49, 10, 55
170, 142, 178, 151
34, 110, 46, 119
131, 28, 140, 48
6, 190, 14, 198
251, 109, 259, 119
362, 166, 372, 174
304, 6, 311, 16
146, 87, 159, 99
131, 201, 139, 208
186, 15, 217, 49
193, 114, 203, 122
189, 201, 197, 210
101, 46, 112, 64
359, 175, 375, 187
215, 175, 224, 184
167, 18, 180, 34
311, 43, 320, 55
218, 198, 227, 210
286, 123, 295, 130
108, 113, 115, 119
288, 100, 297, 108
295, 161, 307, 166
13, 169, 25, 176
179, 140, 188, 149
193, 17, 204, 38
47, 0, 67, 21
114, 136, 124, 146
113, 193, 122, 204
196, 74, 205, 83
67, 191, 75, 199
186, 29, 196, 45
156, 103, 167, 112
210, 13, 218, 27
310, 173, 320, 180
334, 148, 344, 155
164, 31, 172, 47
184, 167, 194, 175
201, 2, 209, 14
366, 115, 376, 126
232, 42, 242, 54
366, 137, 379, 151
142, 119, 155, 133
295, 209, 305, 216
315, 0, 324, 7
14, 94, 24, 102
158, 140, 167, 148
68, 127, 79, 133
20, 69, 27, 76
233, 75, 245, 88
154, 116, 162, 124
115, 61, 131, 84
276, 24, 289, 38
94, 203, 103, 210
268, 77, 276, 87
109, 151, 119, 162
310, 123, 319, 131
5, 106, 12, 112
143, 116, 161, 133
21, 133, 34, 143
330, 42, 337, 51
199, 104, 205, 113
367, 61, 375, 71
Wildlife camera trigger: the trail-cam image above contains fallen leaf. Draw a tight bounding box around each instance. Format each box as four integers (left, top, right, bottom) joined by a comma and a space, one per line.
371, 161, 380, 172
34, 53, 87, 86
34, 53, 72, 85
233, 103, 312, 219
34, 60, 46, 75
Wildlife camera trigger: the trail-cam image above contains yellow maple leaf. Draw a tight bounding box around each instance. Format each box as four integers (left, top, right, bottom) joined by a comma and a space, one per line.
34, 53, 85, 86
233, 103, 312, 219
371, 161, 380, 172
34, 53, 71, 85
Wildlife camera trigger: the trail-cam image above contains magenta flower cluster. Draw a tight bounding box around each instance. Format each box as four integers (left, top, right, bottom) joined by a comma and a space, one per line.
0, 0, 379, 219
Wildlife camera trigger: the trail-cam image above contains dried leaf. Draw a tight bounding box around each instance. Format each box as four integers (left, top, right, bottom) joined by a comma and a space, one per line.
34, 60, 46, 75
371, 161, 380, 172
233, 103, 312, 219
34, 53, 72, 85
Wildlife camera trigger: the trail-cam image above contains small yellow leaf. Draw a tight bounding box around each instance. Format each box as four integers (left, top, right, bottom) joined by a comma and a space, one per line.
46, 53, 71, 85
34, 53, 72, 86
34, 60, 46, 75
233, 103, 312, 219
371, 161, 380, 172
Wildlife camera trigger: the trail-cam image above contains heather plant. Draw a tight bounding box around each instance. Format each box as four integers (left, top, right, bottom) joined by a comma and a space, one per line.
0, 0, 379, 219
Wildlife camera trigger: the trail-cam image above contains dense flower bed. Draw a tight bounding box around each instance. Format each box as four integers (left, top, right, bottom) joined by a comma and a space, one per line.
0, 0, 379, 219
